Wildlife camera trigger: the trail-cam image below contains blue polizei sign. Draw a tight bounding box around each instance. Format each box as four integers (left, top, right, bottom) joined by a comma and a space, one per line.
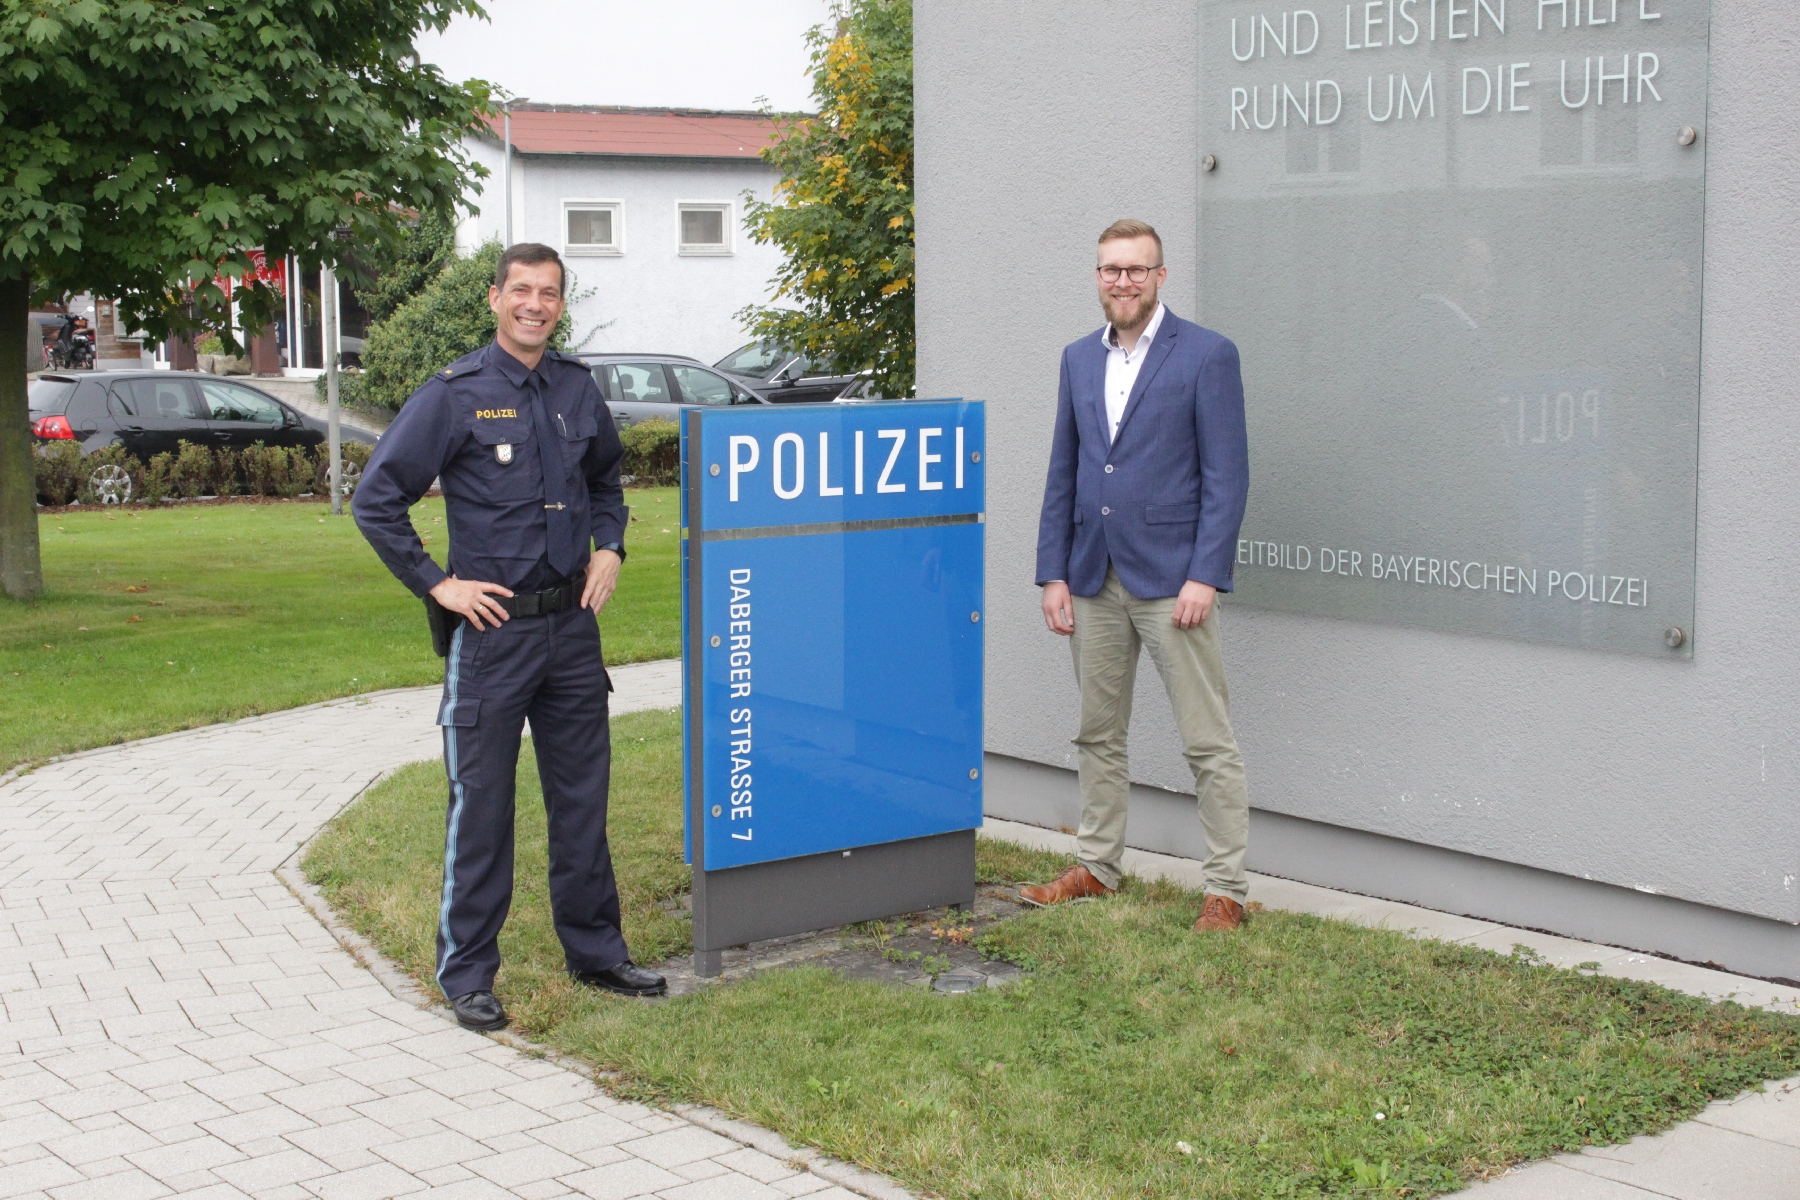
680, 400, 984, 972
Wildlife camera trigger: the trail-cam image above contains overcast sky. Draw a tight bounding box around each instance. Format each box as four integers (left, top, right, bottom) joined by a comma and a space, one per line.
415, 0, 836, 112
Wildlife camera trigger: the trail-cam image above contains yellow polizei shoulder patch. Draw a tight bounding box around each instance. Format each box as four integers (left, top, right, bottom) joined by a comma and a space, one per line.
474, 409, 518, 419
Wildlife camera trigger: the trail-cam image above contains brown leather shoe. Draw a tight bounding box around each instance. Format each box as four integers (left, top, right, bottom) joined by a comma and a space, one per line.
1193, 894, 1245, 932
1018, 863, 1114, 907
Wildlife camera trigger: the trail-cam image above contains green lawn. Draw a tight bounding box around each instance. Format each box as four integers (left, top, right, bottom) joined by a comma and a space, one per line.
305, 712, 1800, 1200
0, 489, 682, 772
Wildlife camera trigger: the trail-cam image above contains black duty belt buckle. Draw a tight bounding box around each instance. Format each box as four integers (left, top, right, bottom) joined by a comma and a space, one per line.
504, 583, 574, 619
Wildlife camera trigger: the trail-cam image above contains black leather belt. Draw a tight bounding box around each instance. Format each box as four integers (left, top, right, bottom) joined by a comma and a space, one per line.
498, 581, 580, 618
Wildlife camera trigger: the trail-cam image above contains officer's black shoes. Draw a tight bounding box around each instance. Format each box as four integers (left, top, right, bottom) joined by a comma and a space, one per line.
450, 990, 509, 1031
571, 960, 668, 997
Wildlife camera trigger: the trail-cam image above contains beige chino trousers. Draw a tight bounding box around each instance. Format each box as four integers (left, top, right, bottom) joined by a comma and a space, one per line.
1069, 567, 1250, 900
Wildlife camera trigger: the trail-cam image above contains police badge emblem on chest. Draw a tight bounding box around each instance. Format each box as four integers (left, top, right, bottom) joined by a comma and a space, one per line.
496, 443, 513, 465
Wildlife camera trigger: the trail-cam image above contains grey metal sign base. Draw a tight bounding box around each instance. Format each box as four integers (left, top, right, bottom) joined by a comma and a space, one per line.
689, 830, 976, 977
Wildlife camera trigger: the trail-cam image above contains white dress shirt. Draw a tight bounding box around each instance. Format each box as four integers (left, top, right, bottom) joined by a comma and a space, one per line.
1102, 301, 1166, 443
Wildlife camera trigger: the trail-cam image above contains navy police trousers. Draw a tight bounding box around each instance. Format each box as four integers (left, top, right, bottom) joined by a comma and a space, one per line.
435, 604, 625, 999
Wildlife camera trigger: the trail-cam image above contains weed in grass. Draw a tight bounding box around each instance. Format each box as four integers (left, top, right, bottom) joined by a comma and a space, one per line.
305, 713, 1800, 1200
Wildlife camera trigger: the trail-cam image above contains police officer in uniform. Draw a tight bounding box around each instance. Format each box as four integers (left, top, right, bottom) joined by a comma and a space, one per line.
354, 243, 666, 1030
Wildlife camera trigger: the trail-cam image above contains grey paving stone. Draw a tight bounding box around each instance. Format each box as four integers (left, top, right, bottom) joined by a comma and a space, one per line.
558, 1159, 685, 1200
612, 1130, 737, 1171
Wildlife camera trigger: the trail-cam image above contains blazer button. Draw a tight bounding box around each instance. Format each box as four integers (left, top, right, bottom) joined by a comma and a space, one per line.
1104, 464, 1114, 473
1101, 506, 1111, 515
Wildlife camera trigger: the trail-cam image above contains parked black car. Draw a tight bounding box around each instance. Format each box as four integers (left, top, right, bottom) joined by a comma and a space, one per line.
713, 340, 863, 404
28, 371, 378, 458
579, 353, 774, 428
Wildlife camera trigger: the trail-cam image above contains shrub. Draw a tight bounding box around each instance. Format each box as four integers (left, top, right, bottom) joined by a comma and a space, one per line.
620, 419, 680, 487
141, 452, 176, 503
207, 445, 241, 496
34, 441, 83, 505
172, 440, 213, 499
241, 443, 289, 497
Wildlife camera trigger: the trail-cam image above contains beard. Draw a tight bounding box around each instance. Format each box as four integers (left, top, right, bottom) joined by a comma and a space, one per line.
1102, 286, 1157, 332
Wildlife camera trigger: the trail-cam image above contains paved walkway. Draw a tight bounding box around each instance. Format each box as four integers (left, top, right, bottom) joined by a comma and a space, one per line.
0, 663, 898, 1200
2, 667, 1795, 1200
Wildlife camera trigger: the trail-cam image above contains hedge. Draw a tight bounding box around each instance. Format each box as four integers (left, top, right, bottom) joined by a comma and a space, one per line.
33, 441, 373, 507
620, 419, 679, 486
35, 426, 670, 506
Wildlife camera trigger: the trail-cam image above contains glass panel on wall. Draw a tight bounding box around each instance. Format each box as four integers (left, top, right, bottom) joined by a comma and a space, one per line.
1197, 0, 1709, 657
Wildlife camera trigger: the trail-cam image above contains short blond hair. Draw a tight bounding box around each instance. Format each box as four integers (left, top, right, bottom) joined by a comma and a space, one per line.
1098, 218, 1163, 257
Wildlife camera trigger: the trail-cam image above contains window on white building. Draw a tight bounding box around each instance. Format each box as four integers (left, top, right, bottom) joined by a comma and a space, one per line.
677, 202, 732, 255
564, 201, 623, 255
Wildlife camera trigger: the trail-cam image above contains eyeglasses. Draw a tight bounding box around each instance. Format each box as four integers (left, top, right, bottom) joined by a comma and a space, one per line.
1096, 264, 1163, 283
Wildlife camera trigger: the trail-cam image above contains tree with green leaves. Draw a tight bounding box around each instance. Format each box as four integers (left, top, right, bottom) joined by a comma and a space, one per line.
740, 0, 913, 398
349, 205, 461, 325
0, 0, 491, 600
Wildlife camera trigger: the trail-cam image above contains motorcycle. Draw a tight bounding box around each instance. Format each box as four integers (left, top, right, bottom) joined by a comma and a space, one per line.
50, 317, 96, 370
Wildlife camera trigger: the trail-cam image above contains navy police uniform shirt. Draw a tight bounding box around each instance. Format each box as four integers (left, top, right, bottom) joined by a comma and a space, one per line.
353, 341, 627, 596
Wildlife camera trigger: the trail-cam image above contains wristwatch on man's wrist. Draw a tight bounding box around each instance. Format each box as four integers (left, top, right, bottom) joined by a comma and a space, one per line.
597, 541, 626, 562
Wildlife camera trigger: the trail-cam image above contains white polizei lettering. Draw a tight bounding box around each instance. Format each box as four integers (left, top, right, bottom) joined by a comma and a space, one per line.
771, 432, 804, 500
854, 429, 865, 494
876, 429, 907, 493
728, 435, 759, 502
918, 427, 944, 490
819, 432, 844, 496
955, 426, 965, 488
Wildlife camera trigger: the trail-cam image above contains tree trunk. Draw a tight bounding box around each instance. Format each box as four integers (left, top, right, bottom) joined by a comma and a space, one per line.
0, 273, 44, 600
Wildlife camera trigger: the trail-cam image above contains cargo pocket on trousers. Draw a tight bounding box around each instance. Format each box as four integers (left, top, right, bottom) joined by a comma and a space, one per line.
437, 694, 482, 726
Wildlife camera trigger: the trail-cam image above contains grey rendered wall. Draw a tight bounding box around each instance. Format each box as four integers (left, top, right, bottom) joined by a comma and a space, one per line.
916, 1, 1800, 972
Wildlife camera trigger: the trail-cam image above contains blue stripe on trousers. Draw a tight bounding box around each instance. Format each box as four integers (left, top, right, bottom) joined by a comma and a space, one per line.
436, 622, 467, 996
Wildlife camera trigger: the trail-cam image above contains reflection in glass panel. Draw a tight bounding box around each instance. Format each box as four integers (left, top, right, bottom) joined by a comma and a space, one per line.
1198, 1, 1707, 656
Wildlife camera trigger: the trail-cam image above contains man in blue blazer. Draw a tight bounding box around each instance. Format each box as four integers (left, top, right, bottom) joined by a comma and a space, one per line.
1026, 219, 1253, 932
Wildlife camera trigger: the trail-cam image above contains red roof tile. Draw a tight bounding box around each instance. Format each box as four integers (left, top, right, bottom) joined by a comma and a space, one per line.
480, 105, 783, 159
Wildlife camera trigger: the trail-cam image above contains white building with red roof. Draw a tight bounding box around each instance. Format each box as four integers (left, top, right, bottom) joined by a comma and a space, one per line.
458, 104, 789, 363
